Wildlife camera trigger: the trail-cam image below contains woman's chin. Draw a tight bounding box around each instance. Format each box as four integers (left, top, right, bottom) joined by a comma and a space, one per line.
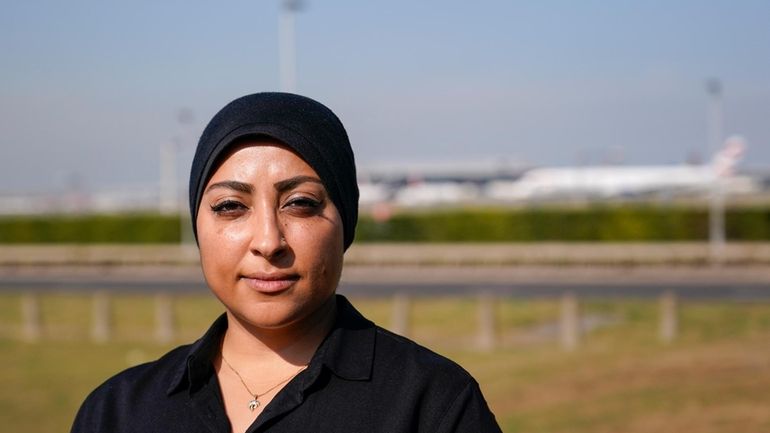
227, 296, 335, 333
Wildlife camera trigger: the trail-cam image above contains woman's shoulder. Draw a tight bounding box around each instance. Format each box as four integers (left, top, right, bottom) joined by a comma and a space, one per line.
82, 313, 228, 403
70, 343, 196, 432
363, 325, 502, 432
372, 325, 475, 386
82, 343, 191, 400
336, 295, 475, 387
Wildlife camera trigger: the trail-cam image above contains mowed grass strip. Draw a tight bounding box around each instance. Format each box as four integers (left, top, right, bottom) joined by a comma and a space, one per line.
1, 294, 769, 433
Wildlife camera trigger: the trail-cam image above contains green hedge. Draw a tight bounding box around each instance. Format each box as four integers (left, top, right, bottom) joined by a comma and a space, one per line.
355, 206, 770, 242
0, 207, 768, 243
0, 214, 181, 243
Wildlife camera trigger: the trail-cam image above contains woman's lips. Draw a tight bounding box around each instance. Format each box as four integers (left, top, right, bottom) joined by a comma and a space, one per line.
240, 273, 299, 293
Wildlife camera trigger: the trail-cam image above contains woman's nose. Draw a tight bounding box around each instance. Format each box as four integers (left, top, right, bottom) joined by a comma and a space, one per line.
248, 207, 287, 260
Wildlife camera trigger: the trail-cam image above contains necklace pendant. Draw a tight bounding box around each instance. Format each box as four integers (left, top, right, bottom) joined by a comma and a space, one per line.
248, 399, 260, 412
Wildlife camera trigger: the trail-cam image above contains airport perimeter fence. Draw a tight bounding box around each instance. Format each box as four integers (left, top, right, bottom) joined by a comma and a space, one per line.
4, 288, 762, 352
3, 243, 770, 351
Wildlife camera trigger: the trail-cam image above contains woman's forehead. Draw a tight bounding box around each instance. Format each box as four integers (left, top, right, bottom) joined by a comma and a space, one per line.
218, 137, 300, 164
208, 141, 320, 184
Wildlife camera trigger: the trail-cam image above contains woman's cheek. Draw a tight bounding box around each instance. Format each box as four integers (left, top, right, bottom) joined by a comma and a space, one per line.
200, 222, 248, 266
221, 223, 252, 244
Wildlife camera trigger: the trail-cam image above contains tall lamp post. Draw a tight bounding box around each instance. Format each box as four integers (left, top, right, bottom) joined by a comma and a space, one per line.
159, 108, 195, 243
279, 0, 304, 92
159, 143, 178, 215
706, 79, 724, 265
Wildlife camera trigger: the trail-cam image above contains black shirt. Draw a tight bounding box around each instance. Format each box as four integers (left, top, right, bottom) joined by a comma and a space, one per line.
70, 295, 502, 432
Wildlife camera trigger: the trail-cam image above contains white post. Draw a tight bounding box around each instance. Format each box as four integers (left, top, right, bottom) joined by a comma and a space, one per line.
560, 292, 579, 351
659, 291, 678, 344
91, 291, 111, 343
476, 292, 496, 351
155, 293, 175, 343
21, 293, 41, 342
392, 293, 410, 337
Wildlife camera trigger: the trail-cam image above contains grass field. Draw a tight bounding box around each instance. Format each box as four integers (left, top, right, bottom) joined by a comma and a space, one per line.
1, 293, 770, 432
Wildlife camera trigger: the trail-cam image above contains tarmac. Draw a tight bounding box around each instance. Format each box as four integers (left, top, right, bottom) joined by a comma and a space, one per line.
2, 242, 770, 267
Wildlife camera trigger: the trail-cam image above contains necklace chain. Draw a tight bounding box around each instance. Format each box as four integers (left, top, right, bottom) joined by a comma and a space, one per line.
220, 354, 307, 412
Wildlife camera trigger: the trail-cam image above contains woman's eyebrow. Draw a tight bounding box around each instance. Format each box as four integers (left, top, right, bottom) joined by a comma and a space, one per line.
274, 175, 323, 193
205, 180, 253, 194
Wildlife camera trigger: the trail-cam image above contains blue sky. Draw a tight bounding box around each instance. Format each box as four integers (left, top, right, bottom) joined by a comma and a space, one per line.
2, 0, 769, 192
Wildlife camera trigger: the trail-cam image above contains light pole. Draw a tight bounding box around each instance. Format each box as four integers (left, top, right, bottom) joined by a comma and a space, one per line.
159, 142, 178, 215
706, 78, 724, 265
159, 108, 195, 245
175, 109, 195, 244
706, 79, 723, 159
279, 0, 304, 92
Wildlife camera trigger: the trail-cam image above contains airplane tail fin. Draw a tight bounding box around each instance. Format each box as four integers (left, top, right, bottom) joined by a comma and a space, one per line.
712, 135, 747, 177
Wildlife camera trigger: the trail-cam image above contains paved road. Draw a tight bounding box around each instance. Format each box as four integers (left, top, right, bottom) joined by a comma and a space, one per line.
4, 243, 770, 266
2, 266, 770, 300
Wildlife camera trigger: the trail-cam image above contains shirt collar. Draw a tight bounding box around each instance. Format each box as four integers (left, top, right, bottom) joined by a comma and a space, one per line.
166, 313, 227, 396
312, 294, 375, 381
166, 294, 375, 396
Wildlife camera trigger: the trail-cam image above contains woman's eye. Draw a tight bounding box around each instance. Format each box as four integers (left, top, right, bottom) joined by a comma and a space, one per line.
284, 197, 322, 214
210, 200, 247, 216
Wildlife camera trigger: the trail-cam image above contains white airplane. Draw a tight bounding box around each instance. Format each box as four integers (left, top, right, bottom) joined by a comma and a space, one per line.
485, 136, 756, 201
358, 182, 392, 207
393, 181, 480, 206
358, 159, 523, 207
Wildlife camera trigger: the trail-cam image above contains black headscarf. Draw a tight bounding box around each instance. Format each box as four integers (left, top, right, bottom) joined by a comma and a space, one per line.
189, 92, 359, 250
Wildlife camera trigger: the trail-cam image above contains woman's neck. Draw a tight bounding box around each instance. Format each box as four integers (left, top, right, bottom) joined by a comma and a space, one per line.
220, 295, 337, 369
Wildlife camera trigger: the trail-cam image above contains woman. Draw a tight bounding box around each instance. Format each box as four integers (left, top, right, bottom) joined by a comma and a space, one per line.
71, 93, 502, 433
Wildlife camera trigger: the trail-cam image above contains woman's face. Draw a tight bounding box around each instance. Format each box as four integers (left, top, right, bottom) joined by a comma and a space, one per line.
196, 140, 344, 331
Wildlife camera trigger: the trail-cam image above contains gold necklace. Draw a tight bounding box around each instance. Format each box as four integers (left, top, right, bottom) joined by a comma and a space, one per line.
220, 354, 307, 412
